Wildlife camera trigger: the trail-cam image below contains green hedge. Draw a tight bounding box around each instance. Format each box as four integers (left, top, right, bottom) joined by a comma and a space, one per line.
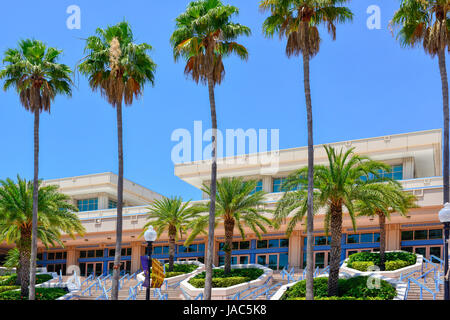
0, 274, 53, 286
385, 260, 410, 271
0, 288, 68, 300
281, 276, 396, 300
165, 272, 185, 278
189, 276, 249, 288
290, 296, 384, 300
192, 268, 264, 280
348, 261, 375, 272
188, 268, 264, 288
347, 251, 416, 270
165, 263, 198, 274
0, 286, 19, 293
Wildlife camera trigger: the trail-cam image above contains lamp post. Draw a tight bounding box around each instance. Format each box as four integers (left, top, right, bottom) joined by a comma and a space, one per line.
439, 203, 450, 300
144, 226, 157, 301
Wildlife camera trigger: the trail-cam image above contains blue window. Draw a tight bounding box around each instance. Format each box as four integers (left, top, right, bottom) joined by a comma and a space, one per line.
251, 180, 263, 194
360, 233, 373, 243
77, 198, 98, 212
361, 165, 403, 182
153, 246, 169, 255
347, 234, 360, 244
108, 199, 117, 209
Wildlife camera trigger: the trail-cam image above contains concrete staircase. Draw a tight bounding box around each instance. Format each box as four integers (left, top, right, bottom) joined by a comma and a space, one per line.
404, 266, 444, 300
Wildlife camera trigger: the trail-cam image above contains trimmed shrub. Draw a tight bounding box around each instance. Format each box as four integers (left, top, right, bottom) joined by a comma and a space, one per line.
281, 276, 396, 300
0, 286, 19, 293
338, 276, 397, 300
192, 268, 264, 280
0, 273, 53, 286
189, 276, 249, 288
347, 261, 374, 272
0, 287, 68, 300
289, 296, 384, 300
165, 272, 185, 278
385, 260, 410, 271
346, 251, 416, 271
165, 263, 198, 274
188, 268, 264, 288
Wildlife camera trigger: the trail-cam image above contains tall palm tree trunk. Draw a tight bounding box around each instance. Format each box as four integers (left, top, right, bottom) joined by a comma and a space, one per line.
29, 107, 40, 300
328, 204, 342, 297
111, 100, 124, 300
378, 213, 386, 271
168, 229, 176, 272
204, 76, 217, 300
224, 217, 235, 275
303, 51, 315, 301
439, 48, 449, 205
19, 233, 31, 297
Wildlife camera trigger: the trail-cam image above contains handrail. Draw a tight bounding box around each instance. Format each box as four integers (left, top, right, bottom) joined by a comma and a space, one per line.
81, 279, 100, 296
417, 267, 436, 284
422, 257, 439, 272
430, 255, 444, 270
400, 269, 421, 282
406, 277, 437, 300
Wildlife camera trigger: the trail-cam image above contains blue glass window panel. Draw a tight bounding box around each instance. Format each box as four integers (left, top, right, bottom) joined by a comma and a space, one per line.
315, 236, 327, 246
347, 234, 359, 244
374, 233, 380, 243
77, 198, 98, 212
154, 246, 162, 255
360, 233, 373, 243
280, 239, 289, 248
188, 244, 197, 252
163, 246, 169, 254
268, 239, 279, 248
239, 241, 250, 250
198, 244, 205, 252
251, 180, 264, 194
178, 246, 187, 253
279, 253, 289, 269
257, 240, 268, 249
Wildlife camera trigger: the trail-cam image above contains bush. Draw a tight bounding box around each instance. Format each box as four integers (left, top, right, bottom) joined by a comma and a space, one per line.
188, 268, 264, 288
347, 261, 374, 272
385, 260, 410, 271
338, 276, 397, 300
0, 287, 68, 300
165, 272, 185, 278
346, 251, 416, 270
289, 296, 384, 300
0, 273, 53, 286
193, 268, 264, 280
281, 276, 396, 300
0, 286, 19, 293
166, 263, 198, 274
189, 276, 249, 288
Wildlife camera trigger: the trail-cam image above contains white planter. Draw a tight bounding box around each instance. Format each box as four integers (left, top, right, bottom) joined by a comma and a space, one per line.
180, 264, 273, 300
340, 251, 423, 279
271, 270, 408, 300
137, 260, 204, 287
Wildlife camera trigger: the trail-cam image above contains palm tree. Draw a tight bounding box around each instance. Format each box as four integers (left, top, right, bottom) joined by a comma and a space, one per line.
260, 0, 353, 301
78, 21, 156, 300
355, 182, 418, 271
0, 39, 73, 300
0, 176, 84, 297
185, 178, 272, 275
142, 197, 202, 272
170, 0, 251, 299
391, 0, 449, 206
279, 146, 392, 296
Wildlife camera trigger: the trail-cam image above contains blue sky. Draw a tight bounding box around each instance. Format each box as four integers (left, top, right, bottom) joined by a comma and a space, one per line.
0, 0, 444, 201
